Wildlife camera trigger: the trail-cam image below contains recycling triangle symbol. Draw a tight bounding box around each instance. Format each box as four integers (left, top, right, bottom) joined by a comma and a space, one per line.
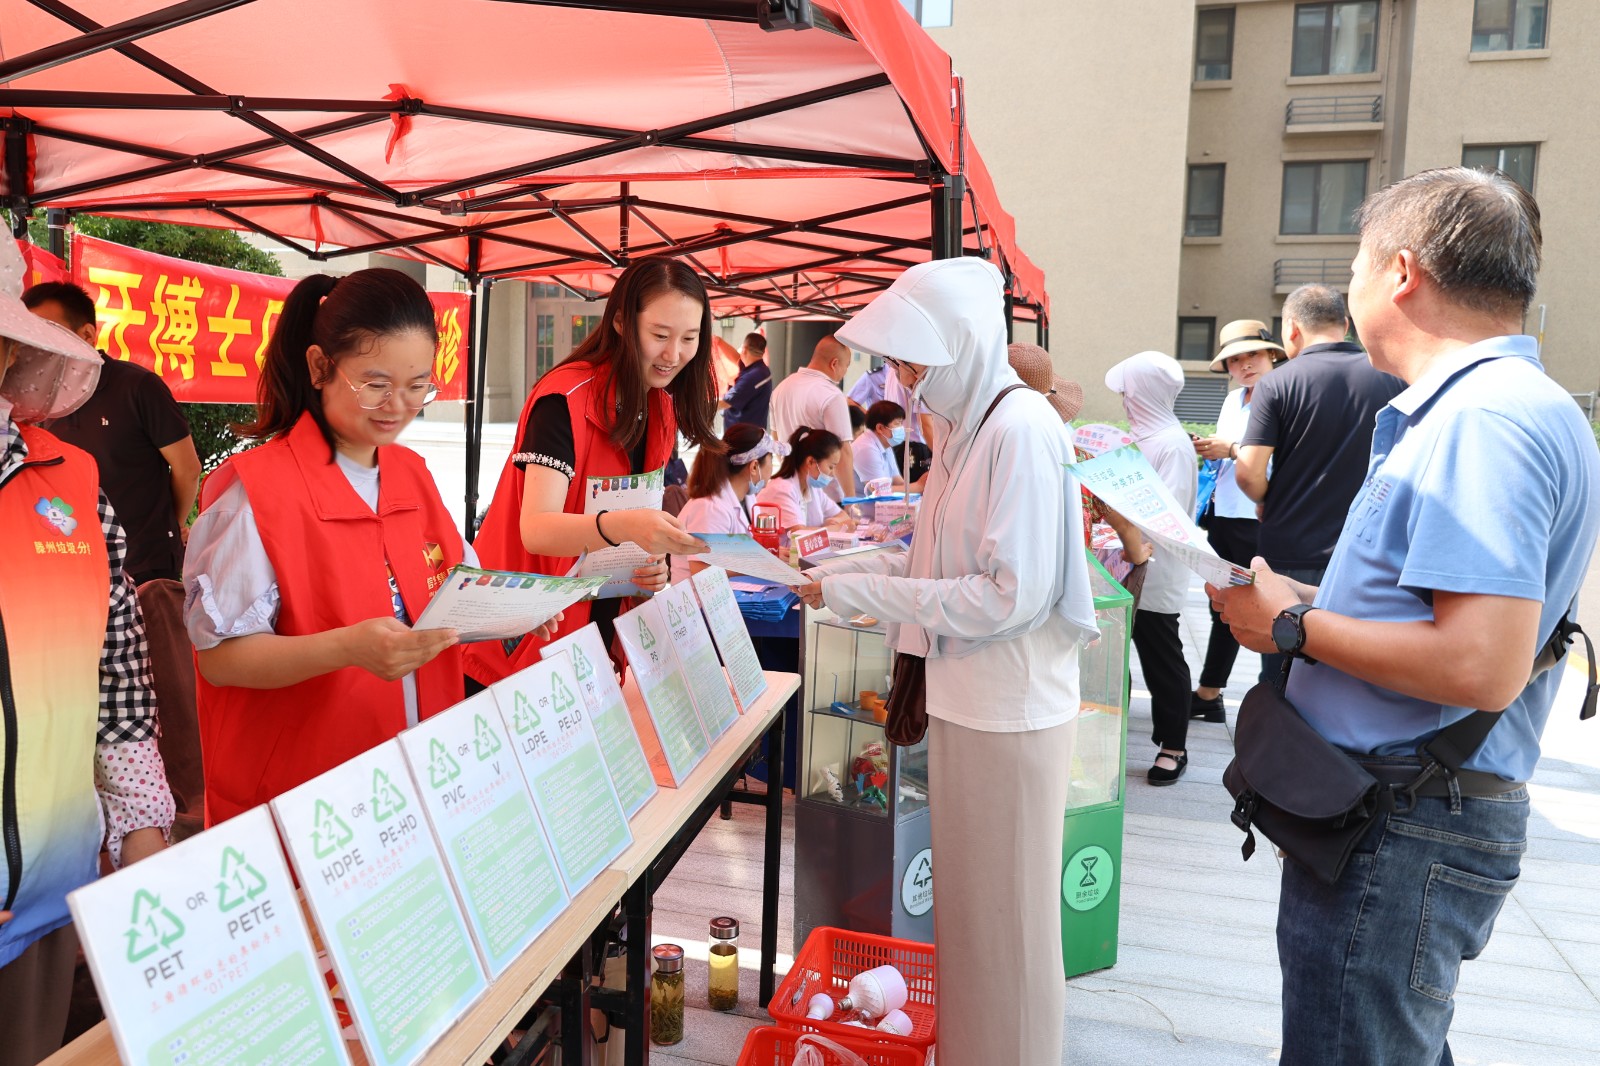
311, 799, 355, 859
125, 889, 185, 962
372, 769, 408, 823
1079, 855, 1099, 889
513, 690, 541, 734
666, 599, 683, 627
638, 618, 656, 650
217, 846, 269, 912
473, 713, 503, 760
572, 645, 593, 680
553, 672, 577, 714
428, 738, 462, 788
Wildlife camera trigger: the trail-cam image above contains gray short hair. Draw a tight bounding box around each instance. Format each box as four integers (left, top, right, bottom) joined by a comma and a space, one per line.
1282, 285, 1347, 335
1353, 166, 1541, 316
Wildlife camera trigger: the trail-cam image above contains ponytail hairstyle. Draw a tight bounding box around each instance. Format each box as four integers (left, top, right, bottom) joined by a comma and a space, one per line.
563, 256, 720, 453
687, 421, 767, 500
243, 268, 437, 452
774, 426, 842, 482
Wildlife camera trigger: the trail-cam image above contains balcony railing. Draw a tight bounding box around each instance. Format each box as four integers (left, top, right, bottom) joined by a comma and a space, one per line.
1285, 94, 1383, 127
1274, 258, 1353, 288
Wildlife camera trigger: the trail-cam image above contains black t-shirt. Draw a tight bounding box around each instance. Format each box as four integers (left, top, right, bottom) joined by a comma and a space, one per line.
1240, 342, 1404, 569
513, 391, 649, 643
48, 356, 192, 581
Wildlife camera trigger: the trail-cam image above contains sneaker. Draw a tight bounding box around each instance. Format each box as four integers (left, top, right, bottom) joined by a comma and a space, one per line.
1190, 692, 1226, 722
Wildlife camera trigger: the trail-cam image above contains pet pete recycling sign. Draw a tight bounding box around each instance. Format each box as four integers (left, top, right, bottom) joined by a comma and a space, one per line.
68, 806, 350, 1066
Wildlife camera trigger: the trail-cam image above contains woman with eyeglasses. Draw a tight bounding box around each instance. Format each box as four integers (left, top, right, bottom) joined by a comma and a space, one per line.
182, 269, 525, 824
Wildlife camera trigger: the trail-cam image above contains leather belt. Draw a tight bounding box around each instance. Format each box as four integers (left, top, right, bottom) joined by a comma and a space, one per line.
1355, 757, 1524, 799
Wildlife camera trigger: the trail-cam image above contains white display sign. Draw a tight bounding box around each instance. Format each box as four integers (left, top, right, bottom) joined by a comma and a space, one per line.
272, 742, 487, 1066
491, 653, 634, 895
1071, 445, 1255, 588
654, 579, 741, 738
69, 806, 350, 1066
396, 692, 570, 977
540, 623, 659, 818
690, 566, 769, 713
615, 598, 713, 786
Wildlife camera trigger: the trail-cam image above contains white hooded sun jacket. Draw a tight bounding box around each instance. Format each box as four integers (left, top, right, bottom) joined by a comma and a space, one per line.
819, 259, 1098, 733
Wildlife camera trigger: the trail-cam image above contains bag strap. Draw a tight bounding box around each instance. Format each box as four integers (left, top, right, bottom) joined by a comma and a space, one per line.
1416, 605, 1594, 783
978, 383, 1029, 434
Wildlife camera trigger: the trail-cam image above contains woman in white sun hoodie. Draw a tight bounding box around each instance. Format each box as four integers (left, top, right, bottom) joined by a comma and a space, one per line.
805, 257, 1096, 1066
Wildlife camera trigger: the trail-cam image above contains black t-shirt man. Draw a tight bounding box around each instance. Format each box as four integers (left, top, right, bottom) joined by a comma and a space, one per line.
1239, 341, 1404, 570
49, 356, 193, 583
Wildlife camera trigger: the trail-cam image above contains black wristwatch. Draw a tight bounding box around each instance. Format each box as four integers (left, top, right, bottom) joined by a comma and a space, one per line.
1272, 604, 1319, 664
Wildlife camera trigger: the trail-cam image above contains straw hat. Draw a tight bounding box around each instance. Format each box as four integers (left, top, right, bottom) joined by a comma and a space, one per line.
1006, 343, 1083, 422
0, 238, 102, 421
1209, 319, 1285, 372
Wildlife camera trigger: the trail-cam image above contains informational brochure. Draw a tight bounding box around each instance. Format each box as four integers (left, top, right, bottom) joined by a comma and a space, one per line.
540, 623, 659, 818
491, 653, 633, 895
690, 566, 769, 713
68, 805, 350, 1066
1073, 423, 1136, 458
412, 566, 606, 643
1071, 445, 1256, 588
615, 598, 712, 786
689, 532, 807, 587
654, 579, 741, 738
396, 692, 570, 978
576, 467, 680, 598
272, 742, 487, 1066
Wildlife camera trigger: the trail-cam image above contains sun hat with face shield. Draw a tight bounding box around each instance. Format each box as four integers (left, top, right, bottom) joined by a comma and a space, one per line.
0, 236, 103, 422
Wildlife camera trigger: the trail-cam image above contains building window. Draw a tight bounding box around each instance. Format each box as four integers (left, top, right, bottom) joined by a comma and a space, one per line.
531, 282, 565, 298
1463, 143, 1538, 191
1292, 2, 1379, 76
1186, 164, 1226, 237
535, 314, 556, 380
571, 314, 603, 350
1472, 0, 1548, 51
1280, 160, 1368, 235
1177, 317, 1217, 362
1195, 8, 1236, 81
898, 0, 952, 27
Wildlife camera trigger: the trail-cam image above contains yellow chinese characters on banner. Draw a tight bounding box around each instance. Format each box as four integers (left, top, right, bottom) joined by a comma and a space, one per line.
71, 235, 469, 404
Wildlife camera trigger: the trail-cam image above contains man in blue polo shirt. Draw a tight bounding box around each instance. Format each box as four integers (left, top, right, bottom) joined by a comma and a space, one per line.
1215, 167, 1600, 1065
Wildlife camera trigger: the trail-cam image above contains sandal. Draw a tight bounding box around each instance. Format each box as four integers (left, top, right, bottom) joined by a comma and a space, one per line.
1147, 750, 1187, 786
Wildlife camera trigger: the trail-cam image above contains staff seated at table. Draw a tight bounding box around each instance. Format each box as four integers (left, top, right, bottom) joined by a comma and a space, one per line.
754, 427, 857, 537
670, 423, 786, 585
851, 399, 916, 492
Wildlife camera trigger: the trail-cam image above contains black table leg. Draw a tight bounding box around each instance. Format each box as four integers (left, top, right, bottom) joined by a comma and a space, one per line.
623, 876, 652, 1066
760, 699, 786, 1007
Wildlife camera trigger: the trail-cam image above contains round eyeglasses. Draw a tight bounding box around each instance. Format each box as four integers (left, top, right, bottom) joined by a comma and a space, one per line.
336, 367, 440, 410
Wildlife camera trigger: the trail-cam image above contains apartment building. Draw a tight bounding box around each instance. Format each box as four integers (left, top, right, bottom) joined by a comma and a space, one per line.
1180, 0, 1594, 406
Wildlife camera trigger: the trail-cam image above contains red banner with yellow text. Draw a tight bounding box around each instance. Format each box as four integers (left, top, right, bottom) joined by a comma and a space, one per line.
67, 235, 469, 404
17, 239, 69, 289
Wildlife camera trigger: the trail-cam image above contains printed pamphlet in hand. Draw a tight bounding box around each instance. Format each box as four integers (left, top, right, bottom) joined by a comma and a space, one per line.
577, 467, 681, 598
1070, 445, 1256, 588
688, 533, 808, 587
412, 565, 606, 643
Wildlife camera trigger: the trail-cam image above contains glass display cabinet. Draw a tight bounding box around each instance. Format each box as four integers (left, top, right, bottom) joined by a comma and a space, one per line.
1061, 551, 1134, 977
794, 613, 933, 947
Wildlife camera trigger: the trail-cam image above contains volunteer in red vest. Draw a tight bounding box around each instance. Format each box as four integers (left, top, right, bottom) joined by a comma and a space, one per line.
185, 269, 527, 825
0, 236, 174, 1066
467, 257, 717, 686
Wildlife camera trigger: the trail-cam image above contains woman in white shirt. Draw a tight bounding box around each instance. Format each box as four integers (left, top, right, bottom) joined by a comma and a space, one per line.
1105, 350, 1197, 786
670, 422, 785, 584
1189, 326, 1282, 721
850, 399, 906, 491
754, 427, 856, 537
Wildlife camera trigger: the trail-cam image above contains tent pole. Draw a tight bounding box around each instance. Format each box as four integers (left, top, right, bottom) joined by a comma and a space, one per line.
467, 277, 495, 542
463, 281, 480, 543
929, 168, 965, 261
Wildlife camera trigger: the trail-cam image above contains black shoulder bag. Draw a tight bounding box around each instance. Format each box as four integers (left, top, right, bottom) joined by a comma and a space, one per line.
1223, 610, 1596, 885
882, 383, 1029, 747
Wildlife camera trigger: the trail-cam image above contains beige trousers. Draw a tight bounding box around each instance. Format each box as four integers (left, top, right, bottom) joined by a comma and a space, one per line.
929, 715, 1074, 1066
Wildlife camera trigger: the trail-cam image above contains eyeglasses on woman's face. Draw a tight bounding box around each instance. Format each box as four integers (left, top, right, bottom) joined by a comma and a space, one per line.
336, 366, 439, 410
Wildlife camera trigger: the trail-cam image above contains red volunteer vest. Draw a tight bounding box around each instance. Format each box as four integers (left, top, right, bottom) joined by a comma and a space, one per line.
0, 427, 108, 964
196, 413, 464, 825
465, 361, 676, 684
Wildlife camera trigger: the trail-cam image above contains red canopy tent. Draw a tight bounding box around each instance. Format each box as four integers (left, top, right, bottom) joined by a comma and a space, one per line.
0, 0, 1050, 531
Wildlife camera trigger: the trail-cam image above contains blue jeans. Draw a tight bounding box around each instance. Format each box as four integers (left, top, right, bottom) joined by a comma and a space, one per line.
1277, 765, 1528, 1066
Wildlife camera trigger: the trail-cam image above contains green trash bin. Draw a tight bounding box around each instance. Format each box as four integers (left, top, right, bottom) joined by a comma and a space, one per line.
1062, 552, 1133, 978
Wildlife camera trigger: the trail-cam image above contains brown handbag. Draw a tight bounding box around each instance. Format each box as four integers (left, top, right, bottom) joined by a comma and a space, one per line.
881, 383, 1028, 746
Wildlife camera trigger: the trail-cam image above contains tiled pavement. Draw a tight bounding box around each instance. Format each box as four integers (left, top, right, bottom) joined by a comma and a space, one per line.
640, 576, 1600, 1065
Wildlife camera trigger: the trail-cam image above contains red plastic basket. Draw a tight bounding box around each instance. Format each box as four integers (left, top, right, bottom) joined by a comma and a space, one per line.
767, 926, 936, 1049
736, 1026, 925, 1066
